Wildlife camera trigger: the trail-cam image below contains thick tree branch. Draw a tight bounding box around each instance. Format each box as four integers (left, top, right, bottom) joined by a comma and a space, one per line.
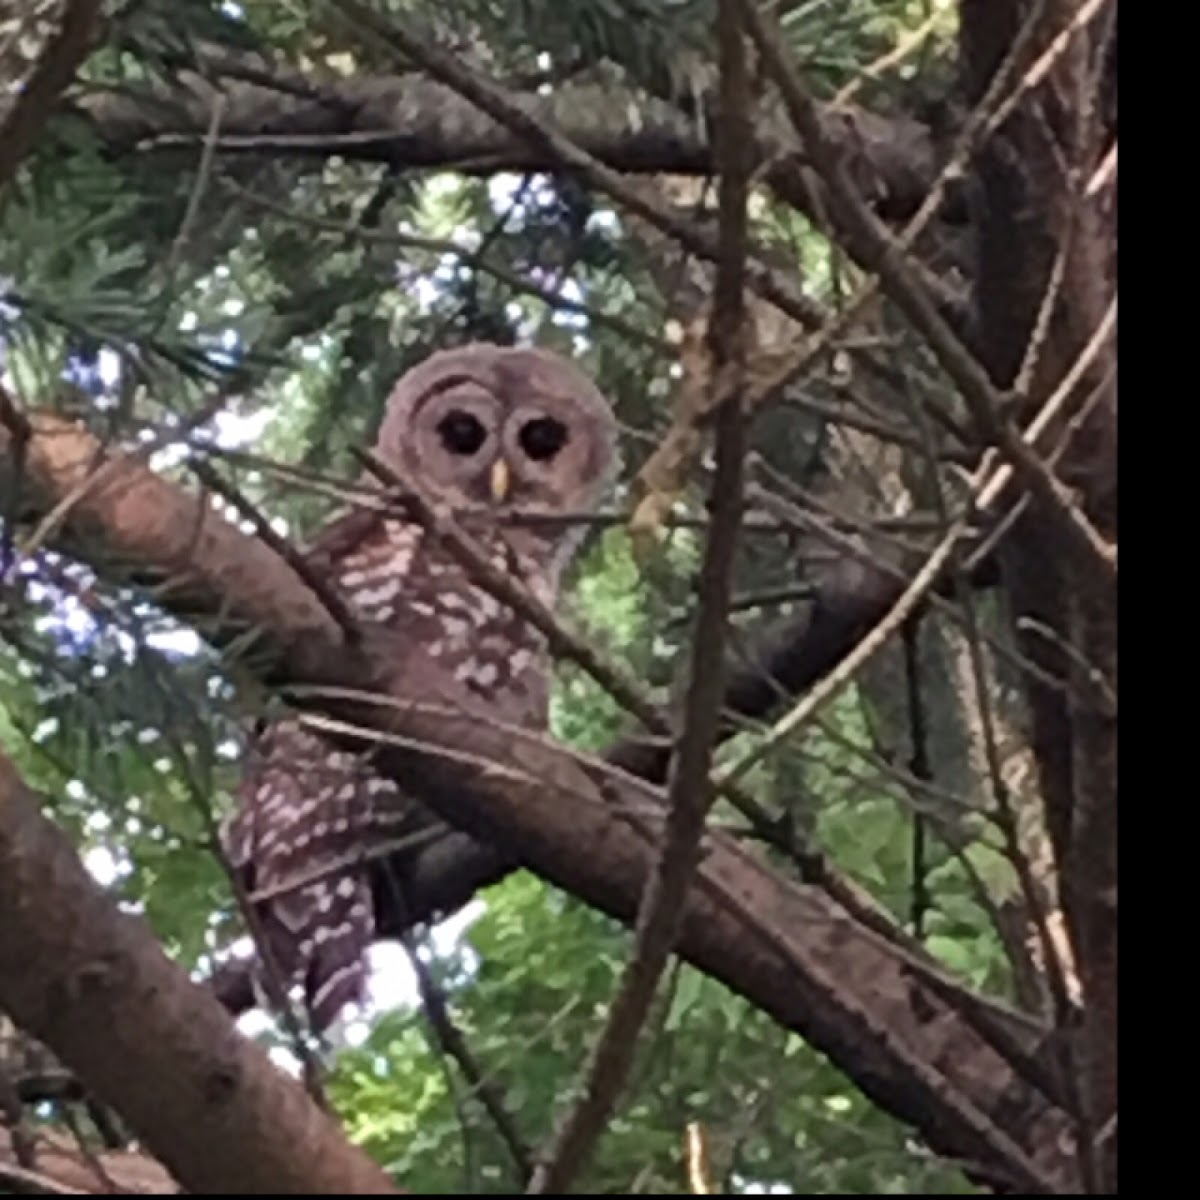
0, 755, 400, 1195
214, 556, 932, 1016
78, 53, 947, 225
0, 413, 1079, 1190
212, 550, 990, 1020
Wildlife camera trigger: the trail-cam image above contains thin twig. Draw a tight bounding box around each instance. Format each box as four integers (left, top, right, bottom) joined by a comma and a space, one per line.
400, 934, 534, 1183
225, 180, 671, 353
902, 618, 931, 940
527, 4, 750, 1187
190, 458, 361, 642
897, 313, 1084, 1100
137, 668, 332, 1109
0, 1162, 82, 1195
210, 444, 907, 538
166, 95, 227, 273
976, 0, 1114, 146
1016, 618, 1116, 715
778, 392, 974, 464
685, 1122, 714, 1194
830, 9, 946, 110
716, 449, 1011, 792
245, 825, 447, 905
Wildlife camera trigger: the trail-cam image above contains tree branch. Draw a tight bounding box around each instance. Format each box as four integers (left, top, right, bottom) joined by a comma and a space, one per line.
739, 0, 1115, 581
530, 10, 751, 1188
0, 755, 400, 1195
79, 53, 946, 224
958, 2, 1118, 1187
0, 411, 1081, 1189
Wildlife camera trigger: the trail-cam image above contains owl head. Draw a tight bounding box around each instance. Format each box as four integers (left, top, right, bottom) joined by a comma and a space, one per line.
374, 344, 619, 557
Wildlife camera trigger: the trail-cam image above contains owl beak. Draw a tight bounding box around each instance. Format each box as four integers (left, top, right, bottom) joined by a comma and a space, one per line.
489, 458, 512, 503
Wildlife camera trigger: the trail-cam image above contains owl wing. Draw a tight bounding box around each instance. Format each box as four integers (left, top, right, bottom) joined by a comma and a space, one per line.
223, 505, 423, 1031
223, 717, 426, 1031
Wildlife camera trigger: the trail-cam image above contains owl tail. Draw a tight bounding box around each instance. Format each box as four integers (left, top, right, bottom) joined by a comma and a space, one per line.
252, 873, 376, 1034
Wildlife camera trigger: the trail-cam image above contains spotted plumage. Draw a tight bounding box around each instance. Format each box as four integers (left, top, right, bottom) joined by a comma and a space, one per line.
222, 344, 618, 1031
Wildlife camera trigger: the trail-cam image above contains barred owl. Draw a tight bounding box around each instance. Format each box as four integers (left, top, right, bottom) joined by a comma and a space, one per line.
222, 344, 618, 1031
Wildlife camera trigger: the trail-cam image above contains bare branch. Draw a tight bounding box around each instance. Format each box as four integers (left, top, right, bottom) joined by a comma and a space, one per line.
191, 457, 362, 641
0, 755, 400, 1195
530, 9, 751, 1188
81, 53, 946, 227
400, 936, 532, 1183
738, 0, 1116, 581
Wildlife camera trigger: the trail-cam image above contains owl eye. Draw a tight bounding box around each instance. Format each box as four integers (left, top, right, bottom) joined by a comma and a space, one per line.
437, 410, 488, 455
519, 417, 569, 462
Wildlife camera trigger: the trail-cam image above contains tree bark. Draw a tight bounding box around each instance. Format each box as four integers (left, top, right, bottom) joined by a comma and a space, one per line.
79, 61, 951, 225
959, 0, 1117, 1186
0, 755, 400, 1195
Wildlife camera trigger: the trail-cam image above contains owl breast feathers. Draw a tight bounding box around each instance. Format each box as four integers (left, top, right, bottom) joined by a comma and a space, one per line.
222, 344, 618, 1032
